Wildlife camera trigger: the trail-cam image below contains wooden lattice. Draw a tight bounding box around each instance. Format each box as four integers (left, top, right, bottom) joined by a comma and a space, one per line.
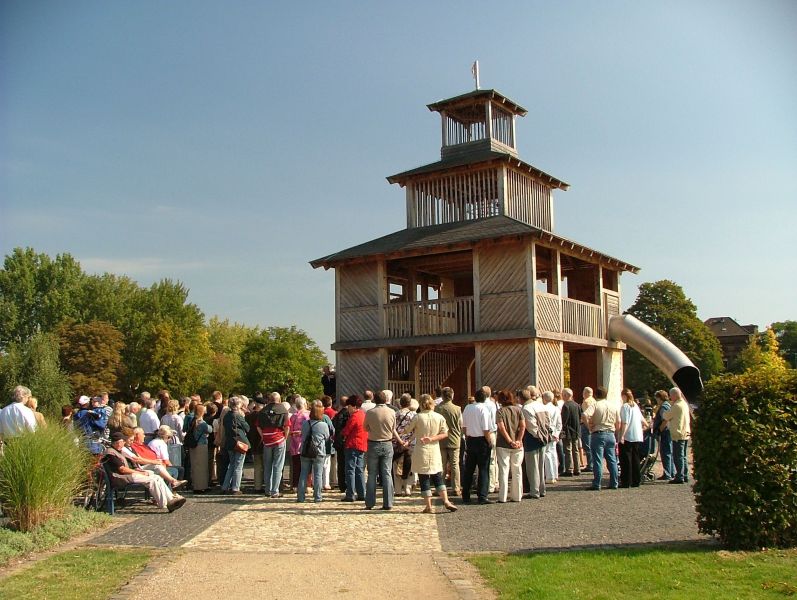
535, 339, 563, 392
337, 350, 383, 397
480, 341, 532, 391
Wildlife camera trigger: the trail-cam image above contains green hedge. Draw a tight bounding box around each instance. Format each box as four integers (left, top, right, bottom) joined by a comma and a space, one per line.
693, 366, 797, 549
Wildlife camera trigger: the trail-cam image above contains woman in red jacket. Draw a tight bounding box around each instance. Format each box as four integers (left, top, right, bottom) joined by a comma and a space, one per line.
340, 395, 367, 502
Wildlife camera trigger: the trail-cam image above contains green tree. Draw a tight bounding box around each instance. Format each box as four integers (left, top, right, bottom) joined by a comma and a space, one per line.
57, 320, 125, 394
240, 326, 326, 398
0, 332, 72, 414
0, 248, 84, 348
772, 320, 797, 368
201, 317, 257, 396
733, 328, 788, 373
623, 280, 724, 396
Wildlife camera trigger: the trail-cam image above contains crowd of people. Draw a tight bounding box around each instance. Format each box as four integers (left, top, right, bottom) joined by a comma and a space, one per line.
0, 377, 692, 515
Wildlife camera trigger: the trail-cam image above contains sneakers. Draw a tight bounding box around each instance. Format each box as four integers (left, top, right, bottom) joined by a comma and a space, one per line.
167, 495, 186, 513
172, 480, 188, 490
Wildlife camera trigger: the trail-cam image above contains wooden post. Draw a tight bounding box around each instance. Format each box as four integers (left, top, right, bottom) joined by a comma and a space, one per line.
498, 165, 508, 216
527, 241, 536, 330
378, 259, 387, 337
473, 247, 481, 332
441, 112, 448, 148
485, 101, 493, 141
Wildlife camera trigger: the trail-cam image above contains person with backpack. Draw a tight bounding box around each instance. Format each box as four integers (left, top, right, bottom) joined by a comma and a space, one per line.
296, 401, 331, 503
257, 392, 290, 498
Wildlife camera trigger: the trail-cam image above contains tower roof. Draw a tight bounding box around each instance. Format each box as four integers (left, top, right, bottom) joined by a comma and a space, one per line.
427, 89, 527, 117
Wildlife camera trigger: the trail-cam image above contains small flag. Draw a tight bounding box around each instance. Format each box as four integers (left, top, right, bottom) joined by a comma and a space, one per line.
471, 60, 480, 89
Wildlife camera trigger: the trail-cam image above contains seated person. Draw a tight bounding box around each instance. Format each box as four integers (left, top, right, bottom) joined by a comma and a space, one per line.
148, 425, 184, 479
103, 432, 186, 513
124, 428, 186, 489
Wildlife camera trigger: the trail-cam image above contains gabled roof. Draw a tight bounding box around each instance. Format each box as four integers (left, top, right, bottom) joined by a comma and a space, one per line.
427, 89, 527, 116
386, 148, 569, 190
310, 215, 638, 272
704, 317, 758, 337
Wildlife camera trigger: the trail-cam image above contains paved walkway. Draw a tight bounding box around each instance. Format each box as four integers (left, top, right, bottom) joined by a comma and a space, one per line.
92, 462, 707, 599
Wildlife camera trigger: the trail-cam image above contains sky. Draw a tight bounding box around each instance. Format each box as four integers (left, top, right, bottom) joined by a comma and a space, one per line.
1, 1, 795, 360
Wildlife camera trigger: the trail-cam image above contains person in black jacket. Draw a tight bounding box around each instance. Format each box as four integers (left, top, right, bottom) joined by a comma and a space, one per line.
331, 395, 350, 492
221, 396, 250, 495
559, 388, 582, 476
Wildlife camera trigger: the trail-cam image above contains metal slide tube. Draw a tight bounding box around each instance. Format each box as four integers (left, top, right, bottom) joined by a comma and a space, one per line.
608, 314, 703, 401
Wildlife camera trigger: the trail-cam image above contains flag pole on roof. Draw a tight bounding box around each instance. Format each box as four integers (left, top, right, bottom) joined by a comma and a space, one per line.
471, 60, 480, 90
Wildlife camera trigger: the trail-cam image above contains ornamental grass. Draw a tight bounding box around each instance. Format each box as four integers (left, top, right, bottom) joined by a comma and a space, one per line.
0, 426, 92, 532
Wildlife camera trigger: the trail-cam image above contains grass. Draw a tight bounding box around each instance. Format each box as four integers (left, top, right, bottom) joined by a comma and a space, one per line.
468, 546, 797, 599
0, 507, 111, 566
0, 547, 153, 599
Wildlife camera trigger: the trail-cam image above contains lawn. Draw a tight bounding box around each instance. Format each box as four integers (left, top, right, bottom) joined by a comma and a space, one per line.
469, 546, 797, 599
0, 547, 154, 600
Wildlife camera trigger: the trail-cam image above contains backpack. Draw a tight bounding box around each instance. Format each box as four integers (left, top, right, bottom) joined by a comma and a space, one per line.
260, 405, 286, 429
184, 419, 199, 449
300, 421, 320, 459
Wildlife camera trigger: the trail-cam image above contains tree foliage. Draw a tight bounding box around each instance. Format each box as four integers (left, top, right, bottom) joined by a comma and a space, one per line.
772, 320, 797, 369
57, 320, 125, 394
733, 328, 788, 374
241, 326, 326, 398
623, 280, 724, 396
0, 332, 72, 414
693, 366, 797, 549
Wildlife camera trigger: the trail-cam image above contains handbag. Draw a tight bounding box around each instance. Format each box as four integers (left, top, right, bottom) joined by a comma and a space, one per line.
234, 439, 250, 454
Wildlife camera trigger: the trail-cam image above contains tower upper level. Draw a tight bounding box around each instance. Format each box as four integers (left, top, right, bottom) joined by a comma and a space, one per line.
428, 89, 527, 161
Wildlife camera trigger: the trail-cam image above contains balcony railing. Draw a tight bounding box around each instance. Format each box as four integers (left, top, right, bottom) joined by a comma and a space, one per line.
384, 296, 474, 338
535, 292, 605, 339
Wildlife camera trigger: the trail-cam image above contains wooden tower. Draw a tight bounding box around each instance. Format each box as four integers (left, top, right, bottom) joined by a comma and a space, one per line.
311, 88, 638, 403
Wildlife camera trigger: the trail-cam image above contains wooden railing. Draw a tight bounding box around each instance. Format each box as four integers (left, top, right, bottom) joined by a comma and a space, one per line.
535, 292, 605, 339
384, 296, 474, 338
562, 297, 605, 338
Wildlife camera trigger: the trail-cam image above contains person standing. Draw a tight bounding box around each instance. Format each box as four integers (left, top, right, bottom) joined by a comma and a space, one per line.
0, 385, 37, 441
663, 387, 692, 484
247, 394, 266, 493
221, 396, 250, 495
321, 365, 336, 399
461, 388, 495, 504
559, 388, 582, 476
494, 389, 525, 503
363, 390, 401, 510
288, 397, 310, 492
404, 394, 457, 513
332, 396, 351, 493
652, 390, 674, 480
542, 391, 561, 483
258, 392, 290, 498
296, 402, 331, 503
579, 387, 595, 472
588, 386, 621, 491
187, 404, 213, 493
139, 396, 161, 443
522, 389, 550, 499
619, 388, 647, 488
341, 395, 367, 502
435, 387, 462, 497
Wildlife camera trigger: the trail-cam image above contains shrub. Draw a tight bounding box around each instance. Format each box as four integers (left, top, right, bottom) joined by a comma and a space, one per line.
693, 366, 797, 549
0, 426, 92, 531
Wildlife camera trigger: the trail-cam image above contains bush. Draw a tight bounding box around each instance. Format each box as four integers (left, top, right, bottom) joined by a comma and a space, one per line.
693, 366, 797, 549
0, 426, 92, 531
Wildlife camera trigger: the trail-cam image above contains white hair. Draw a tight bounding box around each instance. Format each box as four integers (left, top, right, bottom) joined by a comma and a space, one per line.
562, 388, 573, 400
13, 385, 32, 403
294, 396, 307, 410
381, 389, 393, 404
542, 391, 555, 403
583, 387, 593, 398
669, 387, 683, 400
228, 396, 244, 412
269, 392, 281, 403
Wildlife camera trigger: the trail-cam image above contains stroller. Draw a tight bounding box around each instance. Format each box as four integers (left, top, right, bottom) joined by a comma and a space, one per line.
640, 429, 658, 483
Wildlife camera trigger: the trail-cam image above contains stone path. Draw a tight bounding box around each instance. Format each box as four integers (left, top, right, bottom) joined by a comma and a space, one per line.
93, 461, 707, 599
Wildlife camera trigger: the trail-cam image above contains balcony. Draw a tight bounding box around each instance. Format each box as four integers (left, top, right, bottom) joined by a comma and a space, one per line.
384, 296, 475, 338
534, 292, 605, 339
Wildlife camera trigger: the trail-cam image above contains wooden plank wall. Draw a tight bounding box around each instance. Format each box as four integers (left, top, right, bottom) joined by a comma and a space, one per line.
336, 349, 383, 398
477, 242, 530, 331
338, 263, 380, 342
535, 339, 563, 392
479, 340, 532, 392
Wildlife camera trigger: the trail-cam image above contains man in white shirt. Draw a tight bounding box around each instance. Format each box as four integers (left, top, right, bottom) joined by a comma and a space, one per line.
0, 385, 37, 440
522, 390, 550, 499
484, 386, 498, 492
360, 390, 376, 412
461, 388, 495, 504
138, 396, 161, 442
580, 387, 595, 472
542, 391, 561, 483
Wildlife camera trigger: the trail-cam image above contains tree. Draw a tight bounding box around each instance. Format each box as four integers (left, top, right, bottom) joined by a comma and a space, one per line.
733, 328, 788, 374
57, 320, 125, 394
240, 326, 326, 398
0, 248, 84, 348
200, 317, 257, 396
0, 332, 72, 414
623, 280, 724, 396
772, 321, 797, 369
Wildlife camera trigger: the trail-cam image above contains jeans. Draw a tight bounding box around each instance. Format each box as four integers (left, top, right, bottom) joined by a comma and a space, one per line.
263, 442, 287, 495
461, 437, 491, 502
297, 455, 325, 502
344, 448, 365, 500
590, 431, 618, 490
673, 439, 689, 482
659, 431, 674, 479
222, 449, 245, 491
580, 424, 592, 470
216, 447, 229, 488
365, 440, 394, 509
418, 472, 444, 497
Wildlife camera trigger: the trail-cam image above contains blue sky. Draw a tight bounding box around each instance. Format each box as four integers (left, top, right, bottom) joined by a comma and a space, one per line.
2, 1, 795, 359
